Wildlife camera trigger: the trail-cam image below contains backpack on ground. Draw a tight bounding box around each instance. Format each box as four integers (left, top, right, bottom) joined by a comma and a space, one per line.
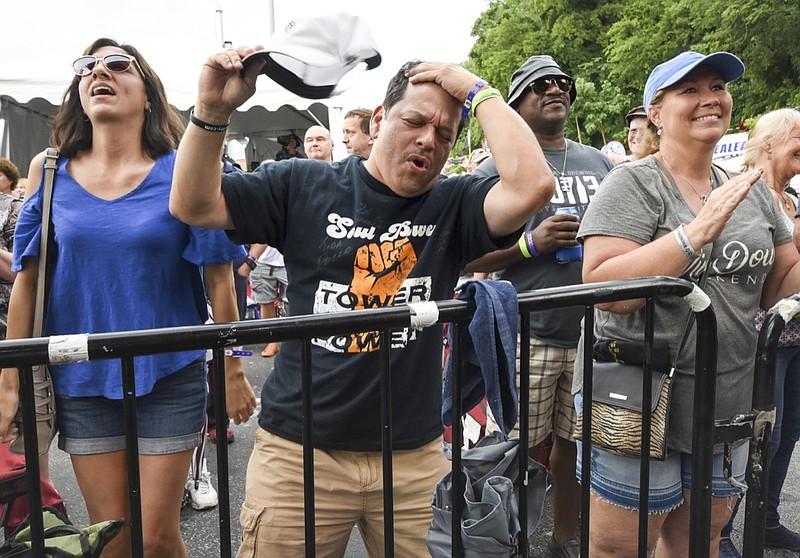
0, 507, 124, 558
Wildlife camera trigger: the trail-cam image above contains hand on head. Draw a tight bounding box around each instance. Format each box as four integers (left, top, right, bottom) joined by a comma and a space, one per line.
405, 62, 485, 105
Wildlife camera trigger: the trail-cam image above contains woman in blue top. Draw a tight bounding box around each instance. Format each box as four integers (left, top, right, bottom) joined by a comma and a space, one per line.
0, 38, 256, 557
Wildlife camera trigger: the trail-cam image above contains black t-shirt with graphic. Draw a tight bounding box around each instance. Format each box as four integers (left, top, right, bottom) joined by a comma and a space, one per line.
222, 156, 510, 450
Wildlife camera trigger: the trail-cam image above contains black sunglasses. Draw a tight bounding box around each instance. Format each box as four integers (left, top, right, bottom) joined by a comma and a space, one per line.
529, 77, 574, 96
72, 54, 142, 77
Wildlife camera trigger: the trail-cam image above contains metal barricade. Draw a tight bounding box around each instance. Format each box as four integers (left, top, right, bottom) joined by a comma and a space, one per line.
1, 276, 780, 557
734, 294, 800, 556
573, 282, 718, 557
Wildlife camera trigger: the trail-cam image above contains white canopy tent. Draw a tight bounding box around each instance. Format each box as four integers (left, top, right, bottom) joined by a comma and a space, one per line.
0, 85, 335, 174
0, 0, 488, 174
0, 1, 396, 174
0, 61, 351, 173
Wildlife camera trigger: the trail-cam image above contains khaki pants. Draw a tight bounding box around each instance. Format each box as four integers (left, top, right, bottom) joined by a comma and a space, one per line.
237, 429, 450, 558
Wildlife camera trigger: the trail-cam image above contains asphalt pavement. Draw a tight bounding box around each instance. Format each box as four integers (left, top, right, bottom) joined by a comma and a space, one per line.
48, 344, 800, 557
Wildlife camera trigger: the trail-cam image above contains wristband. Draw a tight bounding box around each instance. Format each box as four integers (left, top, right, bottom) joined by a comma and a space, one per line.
518, 230, 539, 259
462, 80, 488, 120
525, 230, 539, 257
674, 225, 700, 261
189, 110, 229, 133
470, 87, 503, 118
244, 254, 258, 270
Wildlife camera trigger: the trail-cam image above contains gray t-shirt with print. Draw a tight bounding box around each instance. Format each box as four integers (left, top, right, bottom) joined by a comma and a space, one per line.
574, 155, 791, 452
474, 140, 613, 347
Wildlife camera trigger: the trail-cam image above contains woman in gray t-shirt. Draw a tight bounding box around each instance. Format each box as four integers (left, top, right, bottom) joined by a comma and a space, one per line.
576, 51, 800, 556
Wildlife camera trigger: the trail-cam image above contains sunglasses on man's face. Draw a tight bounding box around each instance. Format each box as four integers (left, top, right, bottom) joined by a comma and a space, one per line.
529, 77, 574, 96
72, 54, 141, 77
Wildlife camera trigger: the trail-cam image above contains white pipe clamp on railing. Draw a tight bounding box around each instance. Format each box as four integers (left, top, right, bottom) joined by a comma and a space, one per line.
683, 283, 711, 313
408, 301, 439, 331
48, 334, 90, 364
772, 296, 800, 324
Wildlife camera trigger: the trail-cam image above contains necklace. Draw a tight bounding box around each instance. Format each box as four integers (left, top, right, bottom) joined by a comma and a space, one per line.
545, 141, 569, 178
660, 154, 712, 204
777, 188, 795, 211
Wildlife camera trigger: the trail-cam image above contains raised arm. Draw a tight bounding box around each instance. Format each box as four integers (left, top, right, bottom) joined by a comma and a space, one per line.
406, 64, 554, 238
170, 47, 265, 229
473, 89, 554, 237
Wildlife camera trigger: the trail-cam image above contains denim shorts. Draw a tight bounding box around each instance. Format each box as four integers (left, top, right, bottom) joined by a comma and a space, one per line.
574, 392, 747, 512
57, 359, 207, 455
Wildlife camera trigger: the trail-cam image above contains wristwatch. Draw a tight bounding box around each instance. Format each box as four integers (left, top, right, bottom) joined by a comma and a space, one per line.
244, 255, 257, 270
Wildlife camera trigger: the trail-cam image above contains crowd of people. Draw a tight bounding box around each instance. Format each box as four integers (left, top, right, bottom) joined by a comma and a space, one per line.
0, 31, 798, 558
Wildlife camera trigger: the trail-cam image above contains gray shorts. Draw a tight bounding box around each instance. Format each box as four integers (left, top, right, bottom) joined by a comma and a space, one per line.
250, 265, 288, 304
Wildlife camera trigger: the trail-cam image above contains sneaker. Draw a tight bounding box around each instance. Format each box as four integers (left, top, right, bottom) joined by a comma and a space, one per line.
185, 471, 218, 511
718, 537, 741, 558
547, 534, 580, 558
764, 523, 800, 551
208, 426, 234, 444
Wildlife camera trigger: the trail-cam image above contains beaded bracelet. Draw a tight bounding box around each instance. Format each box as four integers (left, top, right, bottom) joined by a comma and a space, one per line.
189, 110, 230, 133
470, 87, 503, 118
462, 80, 487, 120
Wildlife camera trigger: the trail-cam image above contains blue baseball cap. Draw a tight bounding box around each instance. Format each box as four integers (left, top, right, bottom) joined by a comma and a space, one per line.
643, 51, 744, 109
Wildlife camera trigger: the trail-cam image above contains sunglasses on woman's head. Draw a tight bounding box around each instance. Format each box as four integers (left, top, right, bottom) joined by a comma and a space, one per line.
529, 77, 574, 96
72, 54, 141, 77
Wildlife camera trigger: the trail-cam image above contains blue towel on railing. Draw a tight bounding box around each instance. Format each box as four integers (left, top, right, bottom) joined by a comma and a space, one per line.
442, 280, 519, 437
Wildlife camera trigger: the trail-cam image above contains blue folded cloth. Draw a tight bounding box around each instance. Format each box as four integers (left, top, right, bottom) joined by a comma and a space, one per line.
442, 280, 519, 437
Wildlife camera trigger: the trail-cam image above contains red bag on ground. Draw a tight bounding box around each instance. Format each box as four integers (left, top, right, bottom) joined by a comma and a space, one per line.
0, 441, 67, 537
441, 318, 489, 450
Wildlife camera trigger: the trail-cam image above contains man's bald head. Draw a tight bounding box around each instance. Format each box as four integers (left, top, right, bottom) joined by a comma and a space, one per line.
304, 126, 334, 162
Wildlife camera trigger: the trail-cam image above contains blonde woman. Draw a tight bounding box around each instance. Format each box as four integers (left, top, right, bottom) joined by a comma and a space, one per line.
719, 108, 800, 556
577, 52, 800, 557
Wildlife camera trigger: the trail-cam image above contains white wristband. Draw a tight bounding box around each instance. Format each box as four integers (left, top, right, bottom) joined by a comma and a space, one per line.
674, 225, 701, 262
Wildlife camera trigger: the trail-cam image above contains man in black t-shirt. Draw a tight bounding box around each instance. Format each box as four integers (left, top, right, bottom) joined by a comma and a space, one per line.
172, 49, 555, 557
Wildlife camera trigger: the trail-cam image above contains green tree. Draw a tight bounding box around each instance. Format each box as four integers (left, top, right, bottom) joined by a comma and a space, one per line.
455, 0, 800, 155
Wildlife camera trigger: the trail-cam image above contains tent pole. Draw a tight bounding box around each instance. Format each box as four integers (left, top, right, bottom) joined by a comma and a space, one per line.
215, 3, 230, 49
268, 0, 275, 36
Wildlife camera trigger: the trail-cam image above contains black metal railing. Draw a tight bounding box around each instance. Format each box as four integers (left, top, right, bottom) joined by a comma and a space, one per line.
737, 294, 800, 557
0, 276, 783, 557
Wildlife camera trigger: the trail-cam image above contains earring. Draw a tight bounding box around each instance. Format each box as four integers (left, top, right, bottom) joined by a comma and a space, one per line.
657, 127, 662, 136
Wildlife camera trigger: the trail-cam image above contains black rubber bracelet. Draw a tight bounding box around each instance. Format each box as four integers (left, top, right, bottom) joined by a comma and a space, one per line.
189, 110, 229, 133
